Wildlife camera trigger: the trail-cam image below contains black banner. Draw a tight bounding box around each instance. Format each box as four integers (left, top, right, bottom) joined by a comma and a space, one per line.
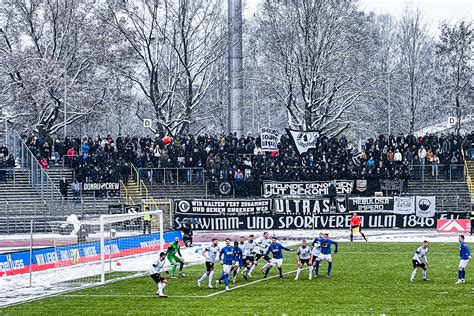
83, 182, 120, 191
175, 199, 272, 215
380, 179, 403, 192
348, 197, 394, 212
274, 198, 348, 214
218, 181, 233, 195
262, 180, 354, 197
174, 212, 467, 231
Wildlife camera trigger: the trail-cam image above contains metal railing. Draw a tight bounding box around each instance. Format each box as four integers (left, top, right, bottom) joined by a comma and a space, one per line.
120, 179, 134, 205
7, 129, 64, 215
461, 150, 474, 202
409, 164, 465, 182
137, 167, 205, 186
132, 163, 148, 199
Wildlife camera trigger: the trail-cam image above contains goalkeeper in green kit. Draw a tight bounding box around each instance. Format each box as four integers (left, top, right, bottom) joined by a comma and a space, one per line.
166, 237, 186, 278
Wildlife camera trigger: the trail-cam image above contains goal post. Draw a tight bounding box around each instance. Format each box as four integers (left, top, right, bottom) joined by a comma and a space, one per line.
99, 210, 164, 284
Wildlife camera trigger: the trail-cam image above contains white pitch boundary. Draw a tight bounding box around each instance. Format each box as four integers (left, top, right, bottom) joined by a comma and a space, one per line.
62, 268, 307, 299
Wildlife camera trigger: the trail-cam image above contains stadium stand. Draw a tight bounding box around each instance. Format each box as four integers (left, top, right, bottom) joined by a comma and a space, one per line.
1, 130, 472, 233
22, 132, 473, 194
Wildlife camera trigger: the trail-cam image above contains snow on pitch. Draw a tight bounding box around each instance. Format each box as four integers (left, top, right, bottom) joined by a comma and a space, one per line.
0, 229, 471, 307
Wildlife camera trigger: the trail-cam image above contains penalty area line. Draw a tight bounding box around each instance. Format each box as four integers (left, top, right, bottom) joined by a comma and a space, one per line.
205, 268, 304, 298
63, 268, 307, 300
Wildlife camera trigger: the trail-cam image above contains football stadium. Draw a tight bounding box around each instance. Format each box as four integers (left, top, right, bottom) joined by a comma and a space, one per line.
0, 0, 473, 315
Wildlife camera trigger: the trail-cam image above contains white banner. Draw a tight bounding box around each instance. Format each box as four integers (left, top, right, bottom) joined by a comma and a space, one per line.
261, 128, 280, 152
286, 129, 319, 154
415, 196, 436, 218
393, 196, 415, 214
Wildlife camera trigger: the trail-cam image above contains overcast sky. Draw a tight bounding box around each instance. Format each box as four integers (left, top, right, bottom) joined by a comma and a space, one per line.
245, 0, 473, 35
360, 0, 473, 33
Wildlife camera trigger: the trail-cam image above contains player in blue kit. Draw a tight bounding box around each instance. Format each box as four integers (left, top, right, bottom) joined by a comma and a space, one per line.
232, 241, 243, 283
216, 238, 234, 291
314, 233, 338, 278
263, 237, 292, 278
456, 235, 471, 284
310, 233, 324, 279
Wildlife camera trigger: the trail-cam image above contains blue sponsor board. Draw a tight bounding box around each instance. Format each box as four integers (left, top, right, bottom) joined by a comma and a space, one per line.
0, 230, 181, 276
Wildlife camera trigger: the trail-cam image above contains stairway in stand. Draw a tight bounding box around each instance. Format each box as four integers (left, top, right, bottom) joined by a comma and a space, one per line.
121, 177, 141, 205
121, 176, 176, 229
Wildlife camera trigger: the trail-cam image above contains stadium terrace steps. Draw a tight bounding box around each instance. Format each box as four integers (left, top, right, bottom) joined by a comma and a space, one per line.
406, 180, 471, 212
44, 167, 121, 218
124, 176, 211, 200
145, 183, 211, 199
0, 171, 50, 234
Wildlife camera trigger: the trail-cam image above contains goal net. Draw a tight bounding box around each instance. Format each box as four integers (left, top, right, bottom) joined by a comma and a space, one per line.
45, 210, 165, 288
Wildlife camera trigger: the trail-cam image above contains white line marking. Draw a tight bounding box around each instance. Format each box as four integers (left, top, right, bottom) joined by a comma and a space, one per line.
62, 294, 209, 298
205, 268, 304, 298
62, 268, 306, 299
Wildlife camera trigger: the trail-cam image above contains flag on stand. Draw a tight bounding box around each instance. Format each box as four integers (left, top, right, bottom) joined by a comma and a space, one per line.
286, 129, 320, 155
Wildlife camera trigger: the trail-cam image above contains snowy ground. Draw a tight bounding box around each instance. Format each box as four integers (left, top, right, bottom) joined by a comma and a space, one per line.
194, 229, 474, 243
0, 246, 205, 307
1, 229, 472, 307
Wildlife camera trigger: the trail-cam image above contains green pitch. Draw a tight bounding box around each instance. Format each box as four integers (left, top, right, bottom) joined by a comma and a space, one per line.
2, 242, 472, 315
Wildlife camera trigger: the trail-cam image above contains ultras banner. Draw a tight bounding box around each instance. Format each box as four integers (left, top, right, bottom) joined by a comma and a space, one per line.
173, 212, 466, 231
273, 198, 348, 214
262, 180, 354, 197
348, 197, 394, 212
83, 182, 120, 191
174, 199, 272, 215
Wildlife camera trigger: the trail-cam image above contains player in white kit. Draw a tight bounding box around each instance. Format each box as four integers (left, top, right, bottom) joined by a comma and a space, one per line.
149, 252, 168, 298
198, 238, 220, 288
410, 240, 429, 282
295, 240, 313, 280
256, 232, 273, 272
241, 235, 257, 279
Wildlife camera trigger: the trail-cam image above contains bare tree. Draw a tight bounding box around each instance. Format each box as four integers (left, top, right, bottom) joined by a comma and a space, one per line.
397, 4, 434, 134
101, 0, 228, 136
349, 14, 407, 137
435, 21, 473, 134
0, 0, 108, 136
253, 0, 377, 136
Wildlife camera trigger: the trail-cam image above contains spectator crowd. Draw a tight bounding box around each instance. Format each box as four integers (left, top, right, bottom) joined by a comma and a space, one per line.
15, 131, 473, 196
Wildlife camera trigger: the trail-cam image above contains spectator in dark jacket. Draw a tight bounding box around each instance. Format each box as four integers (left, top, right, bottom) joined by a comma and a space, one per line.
328, 180, 337, 209
59, 177, 69, 199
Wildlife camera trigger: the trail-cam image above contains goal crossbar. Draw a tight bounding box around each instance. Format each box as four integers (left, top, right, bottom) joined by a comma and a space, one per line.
100, 210, 164, 284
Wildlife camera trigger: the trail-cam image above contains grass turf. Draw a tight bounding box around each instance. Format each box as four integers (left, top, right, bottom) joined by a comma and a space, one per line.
1, 242, 472, 315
